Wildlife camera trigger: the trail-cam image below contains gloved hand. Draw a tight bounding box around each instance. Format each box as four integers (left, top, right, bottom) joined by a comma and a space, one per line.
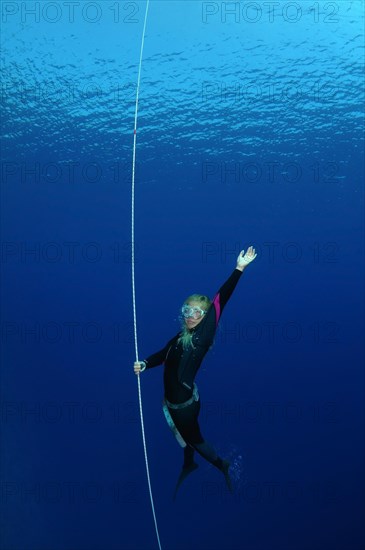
236, 246, 257, 270
134, 361, 146, 375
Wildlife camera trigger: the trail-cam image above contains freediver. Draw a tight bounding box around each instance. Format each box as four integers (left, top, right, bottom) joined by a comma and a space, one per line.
134, 246, 257, 499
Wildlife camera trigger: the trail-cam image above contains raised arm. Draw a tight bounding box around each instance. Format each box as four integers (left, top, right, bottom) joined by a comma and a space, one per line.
195, 246, 257, 347
213, 245, 257, 319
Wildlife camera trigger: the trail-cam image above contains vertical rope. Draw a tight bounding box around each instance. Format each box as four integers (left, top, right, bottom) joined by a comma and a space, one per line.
131, 2, 162, 550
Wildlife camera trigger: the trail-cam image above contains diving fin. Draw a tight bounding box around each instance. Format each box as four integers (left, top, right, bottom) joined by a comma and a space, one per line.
173, 463, 199, 501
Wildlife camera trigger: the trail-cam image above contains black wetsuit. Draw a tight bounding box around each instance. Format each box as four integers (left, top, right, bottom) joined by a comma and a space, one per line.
142, 268, 243, 470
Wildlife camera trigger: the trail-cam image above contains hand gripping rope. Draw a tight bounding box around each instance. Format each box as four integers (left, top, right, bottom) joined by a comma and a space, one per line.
130, 1, 162, 550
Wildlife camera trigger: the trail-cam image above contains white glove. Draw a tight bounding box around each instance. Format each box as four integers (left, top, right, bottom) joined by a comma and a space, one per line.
134, 361, 146, 375
237, 246, 257, 268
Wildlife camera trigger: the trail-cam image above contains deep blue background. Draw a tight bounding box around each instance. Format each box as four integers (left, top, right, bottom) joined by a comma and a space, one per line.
1, 1, 364, 549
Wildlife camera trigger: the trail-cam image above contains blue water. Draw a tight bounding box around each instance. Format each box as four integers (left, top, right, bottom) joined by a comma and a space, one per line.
1, 1, 364, 549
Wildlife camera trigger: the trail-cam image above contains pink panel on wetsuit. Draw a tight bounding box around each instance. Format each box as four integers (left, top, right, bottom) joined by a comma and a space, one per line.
213, 294, 221, 326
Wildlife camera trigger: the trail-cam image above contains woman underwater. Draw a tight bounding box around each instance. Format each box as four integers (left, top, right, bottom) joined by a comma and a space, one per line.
134, 246, 257, 497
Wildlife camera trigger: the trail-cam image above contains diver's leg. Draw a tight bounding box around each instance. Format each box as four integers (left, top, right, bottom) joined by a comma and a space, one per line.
172, 400, 234, 492
216, 458, 233, 493
170, 406, 200, 500
171, 401, 233, 496
193, 440, 217, 463
193, 441, 233, 493
194, 441, 233, 493
173, 445, 199, 501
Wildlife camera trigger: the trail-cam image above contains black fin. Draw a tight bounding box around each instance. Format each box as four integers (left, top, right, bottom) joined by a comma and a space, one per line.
173, 463, 199, 501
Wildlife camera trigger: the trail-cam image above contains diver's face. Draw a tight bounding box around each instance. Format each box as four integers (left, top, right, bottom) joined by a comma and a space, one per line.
183, 301, 206, 330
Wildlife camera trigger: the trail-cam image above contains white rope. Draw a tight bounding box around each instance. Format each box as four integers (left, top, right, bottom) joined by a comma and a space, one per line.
131, 2, 163, 550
